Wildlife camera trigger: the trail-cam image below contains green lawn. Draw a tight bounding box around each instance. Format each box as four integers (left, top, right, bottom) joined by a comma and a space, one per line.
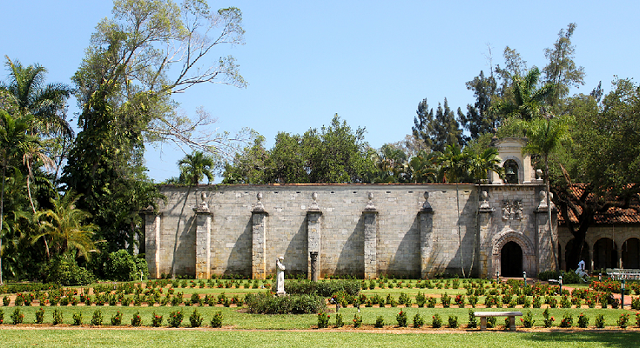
0, 329, 639, 348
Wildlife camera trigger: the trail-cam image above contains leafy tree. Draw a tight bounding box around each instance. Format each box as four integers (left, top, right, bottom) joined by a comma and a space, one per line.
543, 23, 585, 108
412, 98, 464, 153
178, 151, 215, 186
267, 132, 309, 183
459, 70, 499, 141
64, 0, 246, 251
221, 136, 269, 184
408, 150, 439, 183
371, 144, 410, 183
0, 112, 41, 284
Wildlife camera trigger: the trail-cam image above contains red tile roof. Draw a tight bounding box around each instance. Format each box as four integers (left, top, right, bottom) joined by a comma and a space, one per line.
557, 184, 640, 225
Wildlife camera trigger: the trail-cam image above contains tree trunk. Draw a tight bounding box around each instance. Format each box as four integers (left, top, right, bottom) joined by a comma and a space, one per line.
0, 159, 6, 285
544, 155, 557, 270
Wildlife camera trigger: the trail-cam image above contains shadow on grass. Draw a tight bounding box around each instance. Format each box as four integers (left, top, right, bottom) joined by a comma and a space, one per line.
523, 330, 640, 347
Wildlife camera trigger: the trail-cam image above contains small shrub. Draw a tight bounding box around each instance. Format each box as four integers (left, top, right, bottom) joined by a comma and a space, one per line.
415, 292, 426, 307
486, 316, 496, 328
11, 308, 24, 324
375, 315, 384, 328
168, 310, 183, 328
532, 296, 542, 308
333, 313, 344, 328
189, 309, 203, 328
353, 314, 362, 328
35, 307, 45, 324
131, 311, 142, 326
468, 295, 478, 308
396, 310, 407, 327
426, 297, 436, 308
151, 312, 163, 327
432, 314, 442, 328
448, 315, 458, 328
595, 314, 605, 328
467, 309, 477, 328
618, 313, 630, 329
559, 313, 573, 328
521, 310, 534, 328
413, 313, 424, 328
578, 313, 589, 328
73, 312, 82, 326
52, 309, 63, 325
210, 311, 223, 328
560, 296, 572, 308
632, 297, 640, 310
111, 311, 123, 326
441, 292, 451, 308
91, 310, 103, 326
542, 308, 554, 328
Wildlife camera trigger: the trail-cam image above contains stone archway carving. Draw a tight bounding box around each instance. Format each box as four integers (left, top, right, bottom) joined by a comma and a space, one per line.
491, 230, 536, 278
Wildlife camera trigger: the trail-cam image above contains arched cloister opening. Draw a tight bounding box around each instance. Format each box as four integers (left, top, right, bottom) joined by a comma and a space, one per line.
565, 239, 590, 271
622, 238, 640, 269
501, 241, 523, 276
593, 238, 618, 270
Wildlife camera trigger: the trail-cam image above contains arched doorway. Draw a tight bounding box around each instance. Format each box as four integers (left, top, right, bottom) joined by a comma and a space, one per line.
501, 241, 523, 277
593, 238, 618, 270
622, 238, 640, 269
565, 239, 590, 271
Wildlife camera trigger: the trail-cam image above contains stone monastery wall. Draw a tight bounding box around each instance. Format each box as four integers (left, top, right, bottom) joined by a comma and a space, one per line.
145, 182, 557, 280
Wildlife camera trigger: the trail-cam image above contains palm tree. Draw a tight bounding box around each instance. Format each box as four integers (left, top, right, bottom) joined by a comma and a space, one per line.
33, 193, 97, 260
2, 56, 73, 137
409, 150, 439, 183
467, 147, 504, 183
0, 111, 39, 284
494, 67, 554, 121
178, 151, 215, 186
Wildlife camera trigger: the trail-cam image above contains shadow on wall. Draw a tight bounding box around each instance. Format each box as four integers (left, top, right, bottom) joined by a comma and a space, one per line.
443, 189, 479, 277
170, 187, 197, 278
223, 219, 252, 277
283, 216, 309, 278
334, 215, 365, 278
387, 215, 421, 278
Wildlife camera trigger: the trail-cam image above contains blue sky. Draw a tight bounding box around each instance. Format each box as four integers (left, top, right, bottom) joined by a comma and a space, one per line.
2, 1, 639, 182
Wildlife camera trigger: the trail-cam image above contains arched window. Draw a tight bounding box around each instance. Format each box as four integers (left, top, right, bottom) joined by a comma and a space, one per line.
504, 159, 519, 184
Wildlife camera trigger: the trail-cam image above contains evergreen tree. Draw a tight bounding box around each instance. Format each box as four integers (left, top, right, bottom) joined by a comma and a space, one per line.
412, 98, 464, 153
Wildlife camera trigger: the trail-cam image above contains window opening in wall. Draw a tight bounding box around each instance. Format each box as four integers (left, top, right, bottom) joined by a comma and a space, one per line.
504, 160, 519, 184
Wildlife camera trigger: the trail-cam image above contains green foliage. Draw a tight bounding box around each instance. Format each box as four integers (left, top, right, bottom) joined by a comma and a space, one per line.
110, 311, 123, 326
375, 315, 384, 328
98, 250, 149, 281
35, 307, 45, 324
210, 311, 223, 328
44, 253, 95, 286
224, 115, 375, 184
543, 308, 554, 328
431, 313, 442, 328
448, 315, 459, 329
168, 310, 183, 328
91, 310, 103, 326
618, 313, 630, 329
412, 98, 464, 153
353, 313, 362, 328
467, 309, 477, 328
578, 313, 589, 328
396, 310, 407, 327
52, 309, 63, 325
245, 292, 326, 314
11, 308, 23, 324
317, 312, 329, 329
595, 314, 605, 328
72, 312, 82, 326
334, 313, 344, 328
151, 312, 163, 327
274, 279, 361, 297
131, 311, 142, 327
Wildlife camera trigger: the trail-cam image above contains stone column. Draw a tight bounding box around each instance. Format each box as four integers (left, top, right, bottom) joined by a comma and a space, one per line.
194, 207, 212, 280
307, 192, 322, 280
310, 252, 319, 282
143, 207, 162, 279
477, 190, 494, 279
363, 192, 378, 279
419, 191, 434, 279
535, 190, 558, 272
251, 193, 268, 280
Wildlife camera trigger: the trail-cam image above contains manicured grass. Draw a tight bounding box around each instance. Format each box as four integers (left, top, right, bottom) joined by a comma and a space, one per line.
1, 329, 639, 348
2, 305, 632, 329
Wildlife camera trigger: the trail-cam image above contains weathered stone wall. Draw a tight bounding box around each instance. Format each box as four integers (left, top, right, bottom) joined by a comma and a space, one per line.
146, 182, 552, 279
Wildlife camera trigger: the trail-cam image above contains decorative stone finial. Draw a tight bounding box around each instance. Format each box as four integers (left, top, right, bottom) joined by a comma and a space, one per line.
421, 191, 432, 212
309, 192, 320, 211
365, 192, 376, 211
538, 190, 548, 209
198, 192, 209, 211
253, 192, 265, 212
479, 190, 490, 209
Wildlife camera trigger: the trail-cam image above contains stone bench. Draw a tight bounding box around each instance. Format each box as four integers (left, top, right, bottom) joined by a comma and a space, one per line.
473, 311, 523, 331
607, 268, 640, 280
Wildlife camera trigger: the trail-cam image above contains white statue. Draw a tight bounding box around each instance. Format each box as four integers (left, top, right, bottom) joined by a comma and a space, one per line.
575, 260, 588, 281
276, 256, 286, 296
